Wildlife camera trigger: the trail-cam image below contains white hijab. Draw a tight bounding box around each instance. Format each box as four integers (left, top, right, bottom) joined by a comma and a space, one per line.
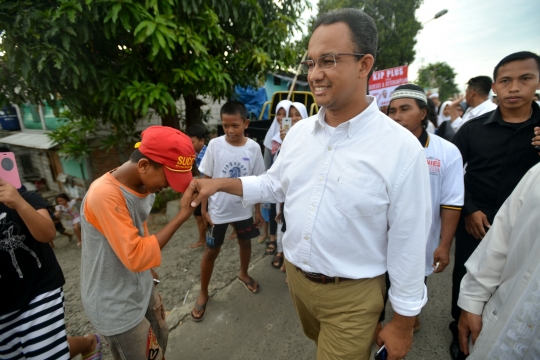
438, 101, 452, 125
272, 102, 309, 144
264, 100, 291, 149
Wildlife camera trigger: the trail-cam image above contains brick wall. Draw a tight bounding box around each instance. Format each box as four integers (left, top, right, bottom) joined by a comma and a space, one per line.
88, 146, 123, 180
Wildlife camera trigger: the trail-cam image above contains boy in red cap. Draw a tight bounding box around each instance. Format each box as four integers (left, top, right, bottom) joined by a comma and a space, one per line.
80, 126, 197, 360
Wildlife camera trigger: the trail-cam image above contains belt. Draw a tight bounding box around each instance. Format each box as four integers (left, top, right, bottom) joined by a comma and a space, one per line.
295, 266, 353, 284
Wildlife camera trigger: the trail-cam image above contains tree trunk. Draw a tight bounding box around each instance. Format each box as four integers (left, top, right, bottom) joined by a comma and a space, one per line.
161, 112, 181, 130
184, 94, 205, 129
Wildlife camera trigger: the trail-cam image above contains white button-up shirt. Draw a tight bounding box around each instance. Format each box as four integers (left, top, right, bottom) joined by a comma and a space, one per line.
241, 96, 431, 316
450, 99, 497, 132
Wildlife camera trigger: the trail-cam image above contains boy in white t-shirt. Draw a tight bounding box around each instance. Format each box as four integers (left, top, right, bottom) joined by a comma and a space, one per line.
191, 101, 265, 322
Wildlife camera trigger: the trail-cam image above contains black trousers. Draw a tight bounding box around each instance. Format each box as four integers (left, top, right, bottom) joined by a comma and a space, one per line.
269, 203, 277, 236
451, 213, 490, 321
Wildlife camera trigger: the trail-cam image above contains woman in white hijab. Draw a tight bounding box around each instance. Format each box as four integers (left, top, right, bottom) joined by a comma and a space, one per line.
272, 102, 309, 274
263, 100, 292, 169
438, 100, 452, 125
259, 100, 292, 248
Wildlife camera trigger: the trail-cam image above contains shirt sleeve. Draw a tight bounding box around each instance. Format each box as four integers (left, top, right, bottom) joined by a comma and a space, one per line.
386, 150, 431, 316
440, 149, 465, 210
457, 166, 535, 315
198, 139, 214, 178
241, 144, 286, 206
21, 191, 49, 211
84, 186, 161, 272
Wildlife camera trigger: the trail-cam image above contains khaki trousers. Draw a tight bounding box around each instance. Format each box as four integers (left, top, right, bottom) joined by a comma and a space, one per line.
285, 259, 385, 360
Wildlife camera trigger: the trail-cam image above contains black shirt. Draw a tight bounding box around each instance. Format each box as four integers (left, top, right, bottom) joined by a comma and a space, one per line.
0, 191, 65, 315
452, 101, 540, 220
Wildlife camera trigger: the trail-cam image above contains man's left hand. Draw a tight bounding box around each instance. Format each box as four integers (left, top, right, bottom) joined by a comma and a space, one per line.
253, 212, 264, 228
432, 246, 450, 273
377, 317, 414, 360
0, 179, 24, 210
458, 309, 483, 355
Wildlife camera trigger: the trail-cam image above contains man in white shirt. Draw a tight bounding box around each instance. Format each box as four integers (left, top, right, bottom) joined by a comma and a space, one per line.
386, 84, 464, 332
190, 9, 431, 360
458, 163, 540, 359
448, 76, 497, 132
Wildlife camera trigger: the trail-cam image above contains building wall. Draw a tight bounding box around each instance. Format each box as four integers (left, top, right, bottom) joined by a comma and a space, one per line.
88, 146, 123, 181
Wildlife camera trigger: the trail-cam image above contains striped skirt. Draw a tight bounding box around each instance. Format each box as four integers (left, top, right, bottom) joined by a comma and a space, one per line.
0, 288, 70, 360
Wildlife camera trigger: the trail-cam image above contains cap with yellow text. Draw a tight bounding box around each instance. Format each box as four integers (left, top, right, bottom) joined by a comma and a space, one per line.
135, 126, 195, 193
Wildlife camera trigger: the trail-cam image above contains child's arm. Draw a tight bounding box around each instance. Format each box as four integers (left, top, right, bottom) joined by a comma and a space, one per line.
200, 175, 213, 226
253, 203, 263, 228
0, 179, 56, 242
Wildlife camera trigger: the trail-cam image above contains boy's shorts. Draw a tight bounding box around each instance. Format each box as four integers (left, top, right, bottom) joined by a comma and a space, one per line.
206, 217, 260, 248
261, 206, 270, 222
193, 203, 202, 217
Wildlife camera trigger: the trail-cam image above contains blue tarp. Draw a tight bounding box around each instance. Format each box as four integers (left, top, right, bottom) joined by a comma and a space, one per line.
233, 85, 268, 120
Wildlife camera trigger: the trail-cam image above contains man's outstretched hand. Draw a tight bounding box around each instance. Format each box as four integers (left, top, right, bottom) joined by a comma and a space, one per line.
189, 178, 243, 208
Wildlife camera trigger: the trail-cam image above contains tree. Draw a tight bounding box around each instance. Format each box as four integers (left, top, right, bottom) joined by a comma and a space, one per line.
415, 62, 459, 102
297, 0, 422, 71
0, 0, 305, 157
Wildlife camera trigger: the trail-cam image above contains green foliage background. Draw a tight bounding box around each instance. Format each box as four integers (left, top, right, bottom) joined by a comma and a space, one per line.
415, 62, 459, 102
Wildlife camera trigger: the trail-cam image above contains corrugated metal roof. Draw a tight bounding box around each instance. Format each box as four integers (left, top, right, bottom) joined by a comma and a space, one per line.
0, 133, 56, 149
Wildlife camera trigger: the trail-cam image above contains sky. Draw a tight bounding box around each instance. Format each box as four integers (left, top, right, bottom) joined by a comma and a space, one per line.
301, 0, 540, 93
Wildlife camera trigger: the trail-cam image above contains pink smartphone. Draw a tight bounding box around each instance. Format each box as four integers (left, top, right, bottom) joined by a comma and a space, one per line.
0, 152, 21, 189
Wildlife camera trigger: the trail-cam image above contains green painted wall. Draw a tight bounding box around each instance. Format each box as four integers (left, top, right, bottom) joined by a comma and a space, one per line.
60, 157, 88, 179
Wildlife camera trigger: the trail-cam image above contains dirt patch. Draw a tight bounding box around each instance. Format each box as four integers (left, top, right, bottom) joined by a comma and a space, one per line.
55, 209, 266, 359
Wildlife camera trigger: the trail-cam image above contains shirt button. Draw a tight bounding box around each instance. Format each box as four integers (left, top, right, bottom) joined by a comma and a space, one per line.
303, 261, 308, 265
318, 177, 324, 181
328, 146, 332, 151
304, 236, 309, 240
310, 207, 315, 211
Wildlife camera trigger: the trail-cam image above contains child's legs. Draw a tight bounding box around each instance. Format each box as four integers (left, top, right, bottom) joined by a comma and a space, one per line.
73, 221, 82, 242
199, 223, 228, 298
67, 335, 95, 357
234, 217, 260, 279
195, 215, 206, 242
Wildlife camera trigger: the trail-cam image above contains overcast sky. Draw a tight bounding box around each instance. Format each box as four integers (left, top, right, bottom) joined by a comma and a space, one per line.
301, 0, 540, 93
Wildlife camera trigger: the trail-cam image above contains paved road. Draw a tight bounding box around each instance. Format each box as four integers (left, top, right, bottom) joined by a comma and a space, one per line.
167, 245, 456, 359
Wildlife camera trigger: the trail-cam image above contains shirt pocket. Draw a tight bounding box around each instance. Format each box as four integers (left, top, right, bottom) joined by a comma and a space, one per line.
335, 168, 384, 218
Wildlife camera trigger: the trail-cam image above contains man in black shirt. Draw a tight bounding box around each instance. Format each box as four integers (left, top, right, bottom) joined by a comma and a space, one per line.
449, 51, 540, 359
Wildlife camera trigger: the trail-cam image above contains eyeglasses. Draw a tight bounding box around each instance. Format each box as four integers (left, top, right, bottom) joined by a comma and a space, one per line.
300, 53, 365, 74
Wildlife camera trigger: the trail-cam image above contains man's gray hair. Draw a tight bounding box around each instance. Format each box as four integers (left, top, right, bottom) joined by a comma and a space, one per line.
313, 8, 378, 60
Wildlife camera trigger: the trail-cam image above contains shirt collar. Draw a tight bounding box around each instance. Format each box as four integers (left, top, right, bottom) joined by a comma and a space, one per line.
484, 101, 540, 126
314, 96, 379, 138
417, 128, 429, 148
470, 99, 495, 117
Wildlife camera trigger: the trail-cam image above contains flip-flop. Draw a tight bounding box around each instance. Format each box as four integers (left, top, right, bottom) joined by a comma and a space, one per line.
191, 298, 210, 322
271, 254, 283, 269
237, 276, 259, 294
81, 334, 102, 360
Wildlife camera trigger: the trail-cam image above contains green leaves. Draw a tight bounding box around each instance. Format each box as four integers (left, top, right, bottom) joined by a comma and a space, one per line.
415, 62, 459, 102
121, 81, 176, 117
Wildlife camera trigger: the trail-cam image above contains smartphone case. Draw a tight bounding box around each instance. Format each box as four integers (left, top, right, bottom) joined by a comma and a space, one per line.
0, 152, 21, 189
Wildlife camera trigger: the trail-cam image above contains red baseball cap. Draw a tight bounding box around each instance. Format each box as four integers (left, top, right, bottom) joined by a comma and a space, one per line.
135, 126, 196, 193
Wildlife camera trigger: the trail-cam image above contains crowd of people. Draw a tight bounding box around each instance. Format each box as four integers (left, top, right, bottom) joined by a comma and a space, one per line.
1, 6, 539, 360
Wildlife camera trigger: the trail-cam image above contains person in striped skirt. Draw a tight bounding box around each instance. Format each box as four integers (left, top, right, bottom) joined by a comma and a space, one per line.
0, 179, 101, 359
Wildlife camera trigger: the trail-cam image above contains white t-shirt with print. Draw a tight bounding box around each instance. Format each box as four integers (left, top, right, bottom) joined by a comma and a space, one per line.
424, 133, 464, 276
199, 136, 266, 224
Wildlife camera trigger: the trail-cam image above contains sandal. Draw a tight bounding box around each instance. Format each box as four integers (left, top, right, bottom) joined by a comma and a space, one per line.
271, 254, 283, 269
265, 241, 277, 255
191, 298, 210, 322
81, 334, 102, 360
237, 276, 259, 294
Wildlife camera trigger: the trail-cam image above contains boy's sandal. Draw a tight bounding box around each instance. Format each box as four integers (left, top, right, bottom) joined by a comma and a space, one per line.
191, 298, 210, 322
237, 276, 259, 294
265, 241, 277, 255
271, 254, 284, 269
81, 334, 102, 360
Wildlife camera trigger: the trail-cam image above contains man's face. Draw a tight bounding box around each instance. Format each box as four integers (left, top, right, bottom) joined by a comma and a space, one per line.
493, 58, 540, 109
388, 98, 426, 137
382, 90, 388, 98
465, 85, 475, 106
140, 162, 168, 193
307, 22, 365, 111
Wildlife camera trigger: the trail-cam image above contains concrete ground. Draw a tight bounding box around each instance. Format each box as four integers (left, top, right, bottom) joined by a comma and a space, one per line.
167, 245, 456, 360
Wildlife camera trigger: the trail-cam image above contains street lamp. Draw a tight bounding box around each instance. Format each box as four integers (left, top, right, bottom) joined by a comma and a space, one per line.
423, 9, 448, 25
